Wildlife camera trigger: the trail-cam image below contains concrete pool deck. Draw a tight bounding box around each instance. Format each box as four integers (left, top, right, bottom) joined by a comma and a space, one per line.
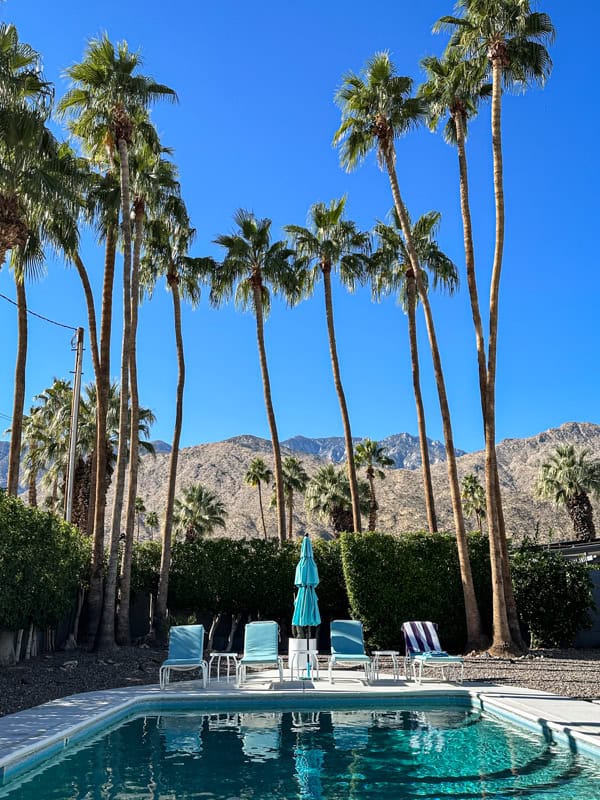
2, 669, 600, 780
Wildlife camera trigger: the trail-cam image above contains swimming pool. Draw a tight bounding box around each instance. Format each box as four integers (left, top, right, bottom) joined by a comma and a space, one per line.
2, 701, 600, 799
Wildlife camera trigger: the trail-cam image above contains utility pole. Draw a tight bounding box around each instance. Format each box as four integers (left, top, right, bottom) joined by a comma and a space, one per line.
65, 327, 84, 523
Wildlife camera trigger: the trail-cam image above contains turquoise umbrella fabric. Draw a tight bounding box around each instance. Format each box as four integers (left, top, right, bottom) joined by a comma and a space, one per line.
292, 534, 321, 628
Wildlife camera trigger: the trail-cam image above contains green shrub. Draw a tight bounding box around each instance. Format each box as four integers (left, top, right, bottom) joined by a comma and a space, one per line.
0, 492, 90, 631
511, 546, 593, 647
340, 531, 492, 652
130, 541, 161, 596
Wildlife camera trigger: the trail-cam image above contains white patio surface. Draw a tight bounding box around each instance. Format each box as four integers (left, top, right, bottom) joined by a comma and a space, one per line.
1, 667, 600, 779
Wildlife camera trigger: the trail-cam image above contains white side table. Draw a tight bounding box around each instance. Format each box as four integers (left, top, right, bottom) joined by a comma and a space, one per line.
372, 650, 400, 681
288, 648, 319, 681
209, 651, 239, 682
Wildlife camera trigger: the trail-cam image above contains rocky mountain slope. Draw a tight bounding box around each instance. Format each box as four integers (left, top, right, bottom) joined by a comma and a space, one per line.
0, 441, 8, 491
281, 433, 463, 469
127, 421, 600, 542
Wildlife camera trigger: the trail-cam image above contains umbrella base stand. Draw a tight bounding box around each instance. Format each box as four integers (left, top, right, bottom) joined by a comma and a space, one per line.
288, 638, 318, 680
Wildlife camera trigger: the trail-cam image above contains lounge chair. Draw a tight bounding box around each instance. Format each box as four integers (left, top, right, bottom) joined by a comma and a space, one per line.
328, 620, 372, 684
401, 620, 464, 684
159, 624, 208, 689
236, 620, 284, 686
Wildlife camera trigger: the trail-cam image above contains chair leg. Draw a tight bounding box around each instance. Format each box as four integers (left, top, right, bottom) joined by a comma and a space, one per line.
329, 660, 334, 684
202, 663, 208, 689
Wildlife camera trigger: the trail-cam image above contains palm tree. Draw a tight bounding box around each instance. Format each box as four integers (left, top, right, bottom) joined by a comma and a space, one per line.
536, 446, 600, 542
461, 473, 486, 533
173, 484, 228, 541
209, 210, 299, 543
281, 456, 309, 539
59, 34, 177, 648
140, 195, 202, 645
334, 52, 487, 651
244, 457, 273, 538
434, 1, 554, 655
134, 497, 146, 541
354, 439, 393, 531
305, 465, 369, 535
18, 379, 155, 527
285, 198, 370, 532
0, 30, 79, 496
371, 210, 459, 533
144, 510, 159, 540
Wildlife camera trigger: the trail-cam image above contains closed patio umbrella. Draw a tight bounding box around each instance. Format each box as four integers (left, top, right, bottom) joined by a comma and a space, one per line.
292, 534, 321, 677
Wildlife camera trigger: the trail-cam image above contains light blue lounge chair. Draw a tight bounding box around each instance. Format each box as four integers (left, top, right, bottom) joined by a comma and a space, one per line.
159, 624, 208, 689
236, 620, 284, 686
401, 620, 464, 684
328, 620, 372, 684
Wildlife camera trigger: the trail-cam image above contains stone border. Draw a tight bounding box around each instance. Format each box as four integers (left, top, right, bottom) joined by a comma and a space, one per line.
1, 675, 600, 784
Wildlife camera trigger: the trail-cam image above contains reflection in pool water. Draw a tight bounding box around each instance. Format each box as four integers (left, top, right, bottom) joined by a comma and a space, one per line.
2, 705, 600, 799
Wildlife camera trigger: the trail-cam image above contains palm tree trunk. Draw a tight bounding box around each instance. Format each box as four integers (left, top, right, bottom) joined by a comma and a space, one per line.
257, 482, 267, 538
566, 494, 596, 541
98, 139, 133, 650
152, 273, 185, 645
287, 490, 294, 539
252, 279, 286, 543
28, 469, 37, 506
367, 470, 377, 532
7, 275, 27, 496
456, 109, 523, 653
322, 266, 361, 533
86, 224, 116, 648
385, 155, 485, 650
406, 274, 437, 533
484, 58, 519, 655
73, 253, 100, 378
117, 203, 144, 645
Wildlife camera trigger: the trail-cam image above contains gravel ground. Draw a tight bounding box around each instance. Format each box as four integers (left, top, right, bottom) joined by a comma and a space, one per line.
1, 646, 599, 718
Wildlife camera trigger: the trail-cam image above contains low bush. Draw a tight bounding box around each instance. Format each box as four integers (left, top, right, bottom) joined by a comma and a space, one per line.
511, 545, 593, 647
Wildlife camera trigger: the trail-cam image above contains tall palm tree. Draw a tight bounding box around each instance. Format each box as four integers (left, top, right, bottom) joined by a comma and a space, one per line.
117, 146, 179, 645
285, 198, 370, 532
281, 456, 309, 539
134, 497, 146, 541
244, 457, 273, 538
144, 510, 159, 539
140, 195, 202, 645
334, 52, 486, 651
209, 210, 299, 543
434, 1, 554, 654
59, 34, 177, 649
173, 484, 228, 541
461, 473, 486, 533
305, 465, 369, 535
354, 439, 393, 532
536, 446, 600, 542
372, 210, 459, 533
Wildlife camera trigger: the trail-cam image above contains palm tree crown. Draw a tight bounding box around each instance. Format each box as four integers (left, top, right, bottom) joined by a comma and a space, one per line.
173, 484, 228, 542
333, 52, 426, 172
536, 445, 600, 542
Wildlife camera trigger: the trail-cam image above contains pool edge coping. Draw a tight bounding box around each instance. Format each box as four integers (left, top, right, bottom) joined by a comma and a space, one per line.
1, 680, 600, 781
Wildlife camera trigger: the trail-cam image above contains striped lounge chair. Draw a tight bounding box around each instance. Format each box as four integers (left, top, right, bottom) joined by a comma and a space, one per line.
401, 620, 464, 684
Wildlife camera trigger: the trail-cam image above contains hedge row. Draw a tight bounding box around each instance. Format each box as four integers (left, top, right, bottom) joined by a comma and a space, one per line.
0, 492, 90, 631
131, 531, 594, 650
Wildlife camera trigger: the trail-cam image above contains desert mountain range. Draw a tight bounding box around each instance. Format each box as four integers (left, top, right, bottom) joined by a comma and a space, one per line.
2, 422, 598, 541
126, 421, 600, 542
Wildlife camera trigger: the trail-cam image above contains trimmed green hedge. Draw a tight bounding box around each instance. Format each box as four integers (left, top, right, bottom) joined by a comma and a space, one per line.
339, 531, 492, 651
0, 492, 90, 631
511, 546, 593, 647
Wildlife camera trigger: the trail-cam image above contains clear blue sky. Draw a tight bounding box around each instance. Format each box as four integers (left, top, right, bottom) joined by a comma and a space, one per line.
0, 0, 597, 452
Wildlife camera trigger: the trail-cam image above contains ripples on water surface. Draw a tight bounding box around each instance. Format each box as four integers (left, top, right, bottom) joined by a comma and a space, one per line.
2, 705, 600, 799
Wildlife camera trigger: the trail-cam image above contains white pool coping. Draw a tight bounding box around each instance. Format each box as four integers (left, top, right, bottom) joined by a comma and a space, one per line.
1, 670, 600, 782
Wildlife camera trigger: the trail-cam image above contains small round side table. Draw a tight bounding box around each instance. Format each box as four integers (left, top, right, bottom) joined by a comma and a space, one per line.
289, 648, 319, 681
209, 651, 239, 682
372, 650, 400, 681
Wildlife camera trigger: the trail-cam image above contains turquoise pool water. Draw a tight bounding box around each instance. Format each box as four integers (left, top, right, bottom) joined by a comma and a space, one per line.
2, 705, 600, 799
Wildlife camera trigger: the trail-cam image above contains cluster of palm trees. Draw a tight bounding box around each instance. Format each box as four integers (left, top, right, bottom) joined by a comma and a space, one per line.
1, 1, 554, 656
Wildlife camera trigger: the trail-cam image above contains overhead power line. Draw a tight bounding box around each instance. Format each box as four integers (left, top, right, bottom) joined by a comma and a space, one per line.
0, 292, 78, 331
